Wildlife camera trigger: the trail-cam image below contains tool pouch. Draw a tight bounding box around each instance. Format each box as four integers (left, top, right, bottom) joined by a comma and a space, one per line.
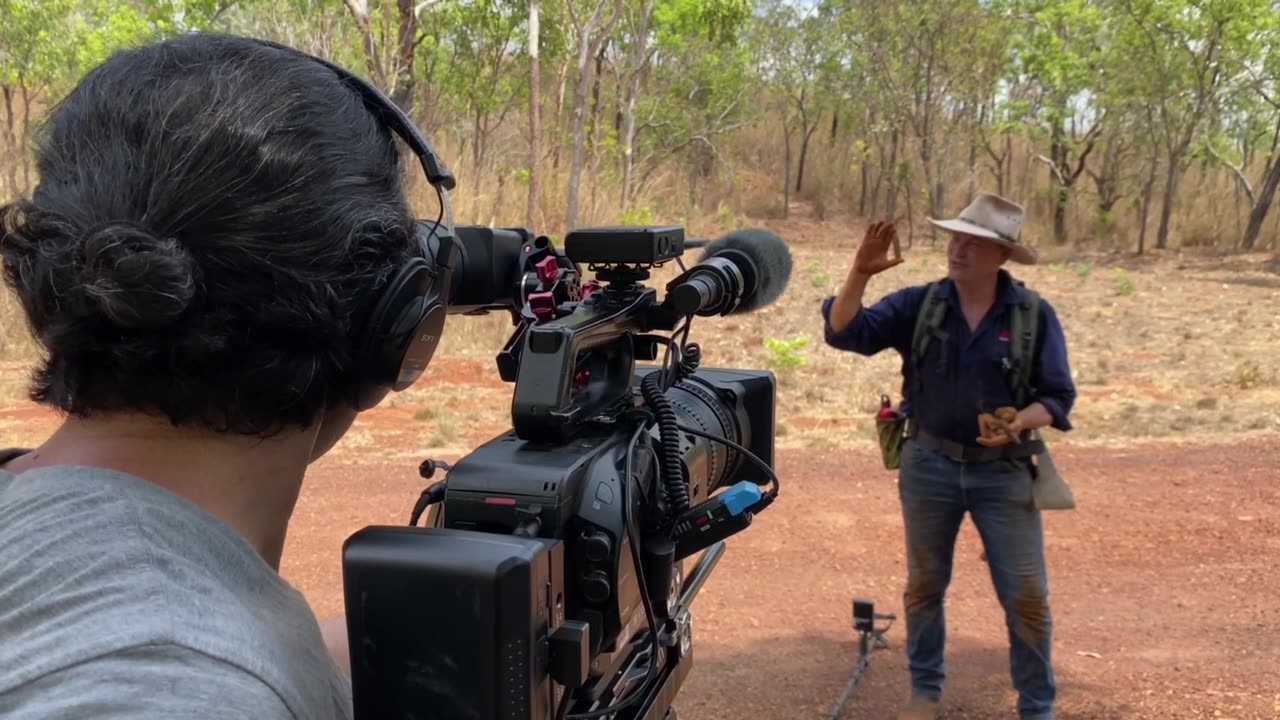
1029, 432, 1076, 511
875, 413, 908, 470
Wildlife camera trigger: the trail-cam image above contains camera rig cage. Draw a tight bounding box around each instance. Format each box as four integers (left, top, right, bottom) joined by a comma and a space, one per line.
341, 222, 788, 720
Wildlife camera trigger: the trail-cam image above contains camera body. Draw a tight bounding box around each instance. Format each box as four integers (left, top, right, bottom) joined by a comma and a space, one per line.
342, 223, 785, 720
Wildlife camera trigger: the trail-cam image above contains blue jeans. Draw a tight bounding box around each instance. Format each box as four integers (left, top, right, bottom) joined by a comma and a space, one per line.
898, 438, 1055, 720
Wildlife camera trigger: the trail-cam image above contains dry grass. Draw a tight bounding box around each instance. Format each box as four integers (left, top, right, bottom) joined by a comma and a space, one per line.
0, 202, 1276, 456
354, 202, 1280, 455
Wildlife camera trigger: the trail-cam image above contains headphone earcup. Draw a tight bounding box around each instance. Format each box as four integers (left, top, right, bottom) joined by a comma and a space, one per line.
352, 256, 447, 412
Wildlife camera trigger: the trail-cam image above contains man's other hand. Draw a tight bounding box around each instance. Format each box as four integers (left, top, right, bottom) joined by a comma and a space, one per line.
976, 402, 1053, 447
976, 412, 1025, 447
853, 220, 905, 276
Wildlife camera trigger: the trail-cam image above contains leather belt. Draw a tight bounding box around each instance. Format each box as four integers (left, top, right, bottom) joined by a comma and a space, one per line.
909, 425, 1043, 464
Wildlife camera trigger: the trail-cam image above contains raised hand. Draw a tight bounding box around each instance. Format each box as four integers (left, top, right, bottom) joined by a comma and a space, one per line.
852, 220, 904, 276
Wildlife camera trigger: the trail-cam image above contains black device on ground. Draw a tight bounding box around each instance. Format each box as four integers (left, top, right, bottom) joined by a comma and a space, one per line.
827, 597, 897, 720
342, 220, 793, 720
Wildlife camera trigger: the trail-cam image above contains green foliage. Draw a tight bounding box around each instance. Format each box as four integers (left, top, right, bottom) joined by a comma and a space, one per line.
1232, 360, 1263, 389
805, 260, 830, 289
653, 0, 750, 47
763, 336, 808, 374
5, 0, 1280, 259
1093, 209, 1117, 237
619, 205, 654, 225
434, 1, 527, 121
1112, 268, 1135, 295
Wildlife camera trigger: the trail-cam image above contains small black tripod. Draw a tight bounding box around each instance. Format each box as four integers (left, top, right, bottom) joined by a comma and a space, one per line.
827, 597, 896, 720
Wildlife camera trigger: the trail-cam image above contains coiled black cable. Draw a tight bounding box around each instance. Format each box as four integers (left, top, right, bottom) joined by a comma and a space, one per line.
677, 342, 701, 379
640, 370, 689, 522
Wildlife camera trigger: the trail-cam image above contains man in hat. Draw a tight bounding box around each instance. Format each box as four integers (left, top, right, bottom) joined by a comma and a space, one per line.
820, 192, 1076, 720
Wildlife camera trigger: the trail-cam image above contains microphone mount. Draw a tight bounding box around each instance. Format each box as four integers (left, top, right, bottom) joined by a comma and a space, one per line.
665, 249, 757, 317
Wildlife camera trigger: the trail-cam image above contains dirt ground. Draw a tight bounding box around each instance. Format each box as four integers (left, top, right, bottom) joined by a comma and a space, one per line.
0, 210, 1277, 718
2, 390, 1274, 718
265, 428, 1279, 720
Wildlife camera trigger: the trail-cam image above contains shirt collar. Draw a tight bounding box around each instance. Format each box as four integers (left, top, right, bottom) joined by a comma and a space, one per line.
934, 269, 1021, 306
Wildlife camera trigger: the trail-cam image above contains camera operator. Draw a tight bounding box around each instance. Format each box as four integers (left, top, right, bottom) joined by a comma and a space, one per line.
821, 193, 1076, 720
0, 33, 428, 718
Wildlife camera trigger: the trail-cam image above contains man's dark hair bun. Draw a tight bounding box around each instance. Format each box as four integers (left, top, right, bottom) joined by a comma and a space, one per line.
79, 222, 197, 329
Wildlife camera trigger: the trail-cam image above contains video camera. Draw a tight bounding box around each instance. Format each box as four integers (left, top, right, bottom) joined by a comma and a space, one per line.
341, 221, 792, 720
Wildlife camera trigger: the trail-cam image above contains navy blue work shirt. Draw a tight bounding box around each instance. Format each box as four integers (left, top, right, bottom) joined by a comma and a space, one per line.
821, 270, 1076, 446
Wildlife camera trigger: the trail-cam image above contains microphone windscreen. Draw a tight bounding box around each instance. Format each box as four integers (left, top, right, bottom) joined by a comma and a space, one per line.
699, 228, 793, 313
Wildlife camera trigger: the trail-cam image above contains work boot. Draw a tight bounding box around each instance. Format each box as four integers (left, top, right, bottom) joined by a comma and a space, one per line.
897, 695, 941, 720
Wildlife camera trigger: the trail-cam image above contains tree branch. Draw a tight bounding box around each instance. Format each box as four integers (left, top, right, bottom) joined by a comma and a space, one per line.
1204, 144, 1257, 208
414, 0, 443, 15
1034, 154, 1067, 185
1068, 123, 1102, 185
342, 0, 390, 89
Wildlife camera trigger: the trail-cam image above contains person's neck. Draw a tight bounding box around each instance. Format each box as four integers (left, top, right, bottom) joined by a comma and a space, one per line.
952, 271, 1001, 309
5, 413, 316, 570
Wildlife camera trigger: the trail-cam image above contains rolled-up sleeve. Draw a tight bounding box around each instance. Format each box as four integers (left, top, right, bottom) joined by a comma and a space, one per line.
1033, 300, 1076, 432
821, 286, 923, 356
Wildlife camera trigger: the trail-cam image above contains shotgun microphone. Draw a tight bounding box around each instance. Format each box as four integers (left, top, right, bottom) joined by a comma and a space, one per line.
666, 228, 793, 317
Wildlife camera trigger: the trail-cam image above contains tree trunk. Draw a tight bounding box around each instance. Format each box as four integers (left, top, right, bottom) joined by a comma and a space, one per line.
1019, 147, 1033, 201
20, 82, 32, 189
527, 0, 541, 228
564, 0, 619, 231
621, 0, 652, 212
552, 59, 569, 171
566, 51, 592, 230
1156, 149, 1183, 250
1001, 131, 1011, 196
490, 170, 508, 227
342, 0, 390, 91
2, 86, 17, 192
1242, 157, 1280, 250
904, 169, 915, 242
1050, 118, 1068, 245
1138, 152, 1158, 254
933, 150, 945, 222
919, 134, 934, 217
886, 127, 900, 218
472, 108, 484, 172
1234, 167, 1243, 242
794, 120, 815, 194
390, 0, 419, 113
782, 120, 792, 219
859, 154, 868, 216
620, 88, 639, 210
917, 49, 939, 228
967, 115, 978, 205
587, 38, 608, 151
1053, 187, 1068, 245
872, 132, 886, 217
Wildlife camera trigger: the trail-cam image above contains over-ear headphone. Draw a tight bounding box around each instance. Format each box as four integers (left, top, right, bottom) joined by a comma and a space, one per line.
250, 38, 460, 412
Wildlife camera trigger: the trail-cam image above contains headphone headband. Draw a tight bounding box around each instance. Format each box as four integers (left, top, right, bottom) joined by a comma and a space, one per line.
245, 36, 459, 411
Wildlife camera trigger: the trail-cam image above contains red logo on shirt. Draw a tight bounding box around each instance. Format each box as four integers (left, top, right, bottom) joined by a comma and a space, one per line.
999, 330, 1010, 342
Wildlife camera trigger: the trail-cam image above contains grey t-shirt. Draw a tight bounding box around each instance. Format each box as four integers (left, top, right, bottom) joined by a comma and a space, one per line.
0, 454, 352, 719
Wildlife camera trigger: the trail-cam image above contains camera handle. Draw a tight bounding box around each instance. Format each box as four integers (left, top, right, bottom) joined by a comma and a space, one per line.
409, 458, 453, 526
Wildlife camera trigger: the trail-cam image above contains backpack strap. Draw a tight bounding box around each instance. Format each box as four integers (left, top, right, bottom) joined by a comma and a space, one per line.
1007, 284, 1041, 408
906, 279, 1042, 410
909, 281, 948, 395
